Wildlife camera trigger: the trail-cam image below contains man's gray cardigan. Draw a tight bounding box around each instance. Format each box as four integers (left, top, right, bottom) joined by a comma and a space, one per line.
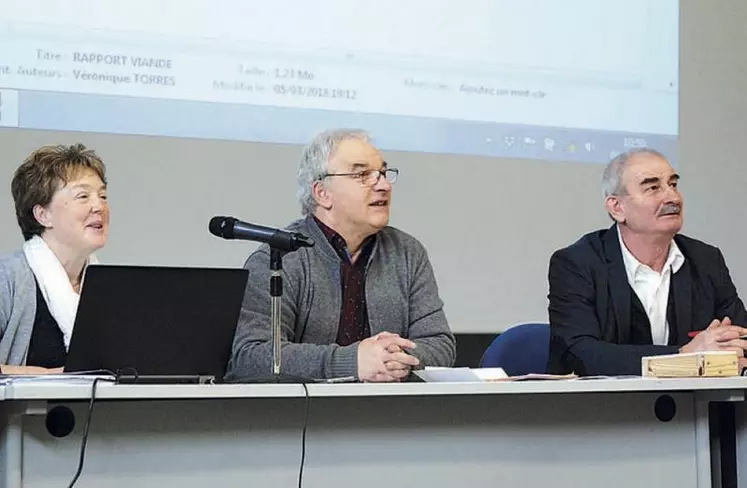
227, 216, 456, 380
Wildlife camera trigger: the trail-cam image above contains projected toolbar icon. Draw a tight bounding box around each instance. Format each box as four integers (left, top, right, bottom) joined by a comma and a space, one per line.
624, 137, 647, 148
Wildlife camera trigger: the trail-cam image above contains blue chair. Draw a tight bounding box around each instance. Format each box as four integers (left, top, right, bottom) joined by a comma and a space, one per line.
479, 323, 550, 376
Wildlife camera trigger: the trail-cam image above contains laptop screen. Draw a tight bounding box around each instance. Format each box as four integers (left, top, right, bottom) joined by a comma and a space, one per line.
65, 265, 248, 379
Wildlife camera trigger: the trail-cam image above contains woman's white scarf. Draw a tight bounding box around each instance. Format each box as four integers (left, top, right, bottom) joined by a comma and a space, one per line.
22, 236, 98, 350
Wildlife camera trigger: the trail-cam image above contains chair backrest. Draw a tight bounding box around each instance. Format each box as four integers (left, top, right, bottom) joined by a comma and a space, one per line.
479, 323, 550, 376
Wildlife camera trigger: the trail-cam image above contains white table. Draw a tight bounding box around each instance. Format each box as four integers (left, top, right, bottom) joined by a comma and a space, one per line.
2, 377, 747, 488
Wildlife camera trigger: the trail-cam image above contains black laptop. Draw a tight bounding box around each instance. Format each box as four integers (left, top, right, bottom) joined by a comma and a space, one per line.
65, 265, 248, 383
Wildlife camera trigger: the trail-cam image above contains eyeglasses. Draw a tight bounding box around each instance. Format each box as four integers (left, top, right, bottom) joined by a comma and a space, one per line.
320, 167, 399, 187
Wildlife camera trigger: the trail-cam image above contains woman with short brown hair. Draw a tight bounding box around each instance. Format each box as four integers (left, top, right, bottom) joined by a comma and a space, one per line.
0, 143, 110, 374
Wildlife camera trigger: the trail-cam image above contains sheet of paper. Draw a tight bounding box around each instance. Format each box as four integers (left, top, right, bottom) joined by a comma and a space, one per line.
0, 374, 115, 385
413, 367, 508, 382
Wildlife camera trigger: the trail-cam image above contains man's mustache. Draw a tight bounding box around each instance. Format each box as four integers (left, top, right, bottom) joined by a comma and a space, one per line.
659, 203, 682, 216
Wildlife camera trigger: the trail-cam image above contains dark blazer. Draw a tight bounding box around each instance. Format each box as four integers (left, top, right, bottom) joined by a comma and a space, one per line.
547, 225, 747, 376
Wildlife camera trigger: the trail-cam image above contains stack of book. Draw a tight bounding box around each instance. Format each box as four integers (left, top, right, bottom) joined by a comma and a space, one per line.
642, 351, 740, 378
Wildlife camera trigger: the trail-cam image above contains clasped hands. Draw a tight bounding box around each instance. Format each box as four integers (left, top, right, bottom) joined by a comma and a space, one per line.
680, 316, 747, 369
357, 331, 420, 382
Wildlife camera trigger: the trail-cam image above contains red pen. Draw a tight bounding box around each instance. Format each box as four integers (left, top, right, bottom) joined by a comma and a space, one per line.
688, 330, 747, 338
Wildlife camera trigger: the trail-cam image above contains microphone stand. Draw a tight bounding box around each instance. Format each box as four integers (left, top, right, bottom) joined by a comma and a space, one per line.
270, 248, 284, 377
256, 245, 312, 384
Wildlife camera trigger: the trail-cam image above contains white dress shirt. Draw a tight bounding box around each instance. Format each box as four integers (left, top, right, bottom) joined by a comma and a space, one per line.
617, 227, 685, 346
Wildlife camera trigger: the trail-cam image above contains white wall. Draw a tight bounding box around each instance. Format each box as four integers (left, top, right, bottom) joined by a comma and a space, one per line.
0, 0, 744, 333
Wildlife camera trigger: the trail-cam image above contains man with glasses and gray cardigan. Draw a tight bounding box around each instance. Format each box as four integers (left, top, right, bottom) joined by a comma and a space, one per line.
227, 129, 456, 383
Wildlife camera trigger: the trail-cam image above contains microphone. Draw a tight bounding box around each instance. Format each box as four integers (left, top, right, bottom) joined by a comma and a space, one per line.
209, 216, 314, 252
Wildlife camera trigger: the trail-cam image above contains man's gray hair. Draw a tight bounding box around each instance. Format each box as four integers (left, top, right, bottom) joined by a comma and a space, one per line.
297, 129, 371, 216
601, 147, 670, 199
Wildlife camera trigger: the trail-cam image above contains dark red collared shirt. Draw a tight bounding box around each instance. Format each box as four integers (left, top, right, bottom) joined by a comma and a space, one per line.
313, 217, 375, 346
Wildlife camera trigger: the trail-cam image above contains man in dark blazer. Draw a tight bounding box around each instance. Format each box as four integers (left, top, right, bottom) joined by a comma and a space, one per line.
548, 148, 747, 376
